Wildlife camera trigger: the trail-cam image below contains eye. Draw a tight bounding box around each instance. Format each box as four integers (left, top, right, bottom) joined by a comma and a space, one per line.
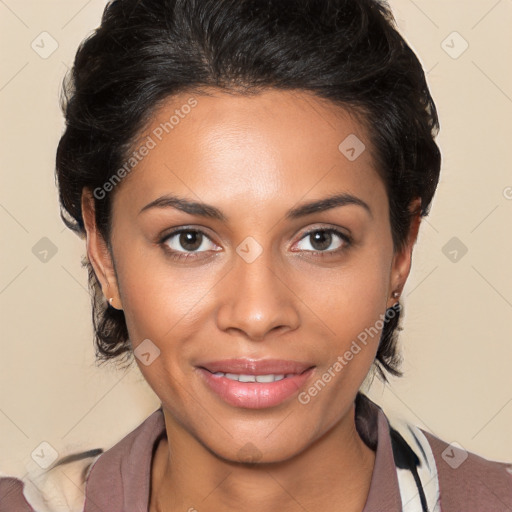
161, 228, 219, 257
294, 228, 351, 254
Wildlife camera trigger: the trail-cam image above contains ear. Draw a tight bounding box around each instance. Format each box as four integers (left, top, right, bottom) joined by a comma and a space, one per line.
81, 188, 123, 310
387, 197, 422, 309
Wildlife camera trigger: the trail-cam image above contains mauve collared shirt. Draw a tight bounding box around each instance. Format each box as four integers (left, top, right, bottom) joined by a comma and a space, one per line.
1, 395, 511, 511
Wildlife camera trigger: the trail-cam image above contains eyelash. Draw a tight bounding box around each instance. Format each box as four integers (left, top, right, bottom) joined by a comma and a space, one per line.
159, 227, 352, 262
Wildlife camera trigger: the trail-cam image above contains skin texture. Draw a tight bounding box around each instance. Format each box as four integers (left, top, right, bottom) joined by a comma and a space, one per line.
81, 88, 421, 512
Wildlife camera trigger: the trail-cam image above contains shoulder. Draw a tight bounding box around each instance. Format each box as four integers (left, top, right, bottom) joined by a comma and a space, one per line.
365, 394, 512, 511
85, 405, 164, 478
0, 407, 164, 512
83, 407, 165, 511
0, 477, 33, 512
0, 449, 102, 512
421, 429, 512, 511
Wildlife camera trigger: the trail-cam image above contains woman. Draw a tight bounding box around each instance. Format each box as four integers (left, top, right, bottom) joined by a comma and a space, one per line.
1, 0, 511, 510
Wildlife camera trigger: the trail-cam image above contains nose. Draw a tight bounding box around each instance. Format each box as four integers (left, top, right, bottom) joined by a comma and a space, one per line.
215, 249, 300, 341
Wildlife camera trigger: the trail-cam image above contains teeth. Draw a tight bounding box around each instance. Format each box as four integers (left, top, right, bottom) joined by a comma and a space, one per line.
256, 374, 276, 383
210, 372, 290, 382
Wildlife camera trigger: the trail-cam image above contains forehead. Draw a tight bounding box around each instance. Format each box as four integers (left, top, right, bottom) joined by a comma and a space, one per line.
113, 88, 386, 217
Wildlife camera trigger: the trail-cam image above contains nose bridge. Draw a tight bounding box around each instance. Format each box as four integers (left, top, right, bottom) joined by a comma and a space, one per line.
216, 241, 299, 339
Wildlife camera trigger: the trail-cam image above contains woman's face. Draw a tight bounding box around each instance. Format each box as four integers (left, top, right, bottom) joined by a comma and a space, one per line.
84, 88, 417, 463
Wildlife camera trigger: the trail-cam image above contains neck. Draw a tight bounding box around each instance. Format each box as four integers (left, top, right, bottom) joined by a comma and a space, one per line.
150, 403, 376, 512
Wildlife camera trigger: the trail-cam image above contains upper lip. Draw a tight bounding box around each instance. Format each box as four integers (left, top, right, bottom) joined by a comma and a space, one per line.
198, 358, 315, 375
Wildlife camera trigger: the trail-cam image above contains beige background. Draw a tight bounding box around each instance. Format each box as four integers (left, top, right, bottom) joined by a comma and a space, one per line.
1, 0, 511, 479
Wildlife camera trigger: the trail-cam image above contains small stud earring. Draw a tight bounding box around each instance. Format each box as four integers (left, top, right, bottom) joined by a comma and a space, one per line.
109, 297, 114, 306
392, 291, 400, 299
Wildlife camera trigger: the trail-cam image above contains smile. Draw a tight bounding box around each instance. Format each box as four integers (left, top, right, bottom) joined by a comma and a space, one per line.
197, 359, 315, 409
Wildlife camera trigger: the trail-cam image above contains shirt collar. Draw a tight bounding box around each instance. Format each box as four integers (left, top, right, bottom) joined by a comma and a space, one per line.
359, 394, 402, 511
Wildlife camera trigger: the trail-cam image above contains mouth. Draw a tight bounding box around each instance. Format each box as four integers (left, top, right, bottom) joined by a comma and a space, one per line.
196, 359, 315, 409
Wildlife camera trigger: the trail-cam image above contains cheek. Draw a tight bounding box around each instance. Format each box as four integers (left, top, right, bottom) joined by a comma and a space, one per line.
111, 240, 223, 405
294, 242, 393, 399
296, 244, 392, 341
341, 260, 391, 337
294, 260, 391, 428
114, 240, 215, 343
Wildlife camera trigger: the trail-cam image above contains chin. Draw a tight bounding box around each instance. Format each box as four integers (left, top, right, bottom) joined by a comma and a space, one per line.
197, 425, 316, 466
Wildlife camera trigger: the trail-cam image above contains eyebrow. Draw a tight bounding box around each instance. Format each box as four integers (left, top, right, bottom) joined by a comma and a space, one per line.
286, 193, 372, 220
138, 192, 372, 220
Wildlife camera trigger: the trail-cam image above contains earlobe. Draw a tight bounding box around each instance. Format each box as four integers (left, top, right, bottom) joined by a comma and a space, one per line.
81, 188, 123, 310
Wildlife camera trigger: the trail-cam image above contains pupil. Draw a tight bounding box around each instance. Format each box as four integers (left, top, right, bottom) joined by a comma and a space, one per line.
311, 231, 331, 251
180, 231, 202, 251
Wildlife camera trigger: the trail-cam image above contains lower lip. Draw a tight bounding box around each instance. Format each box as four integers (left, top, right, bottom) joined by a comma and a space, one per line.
197, 368, 315, 409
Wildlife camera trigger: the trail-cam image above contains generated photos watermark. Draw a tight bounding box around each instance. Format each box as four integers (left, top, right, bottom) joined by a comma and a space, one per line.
298, 304, 401, 405
93, 97, 198, 200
